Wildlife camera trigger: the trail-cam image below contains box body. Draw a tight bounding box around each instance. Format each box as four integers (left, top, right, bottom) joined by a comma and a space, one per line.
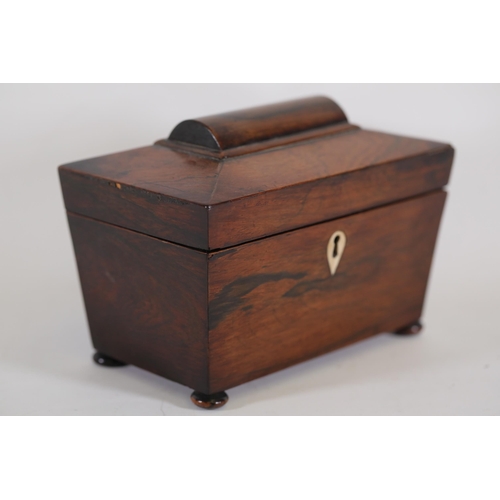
207, 190, 446, 392
60, 97, 454, 395
67, 191, 446, 394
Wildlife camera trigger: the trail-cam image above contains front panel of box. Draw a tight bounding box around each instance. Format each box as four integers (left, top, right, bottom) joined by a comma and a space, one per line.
207, 190, 446, 393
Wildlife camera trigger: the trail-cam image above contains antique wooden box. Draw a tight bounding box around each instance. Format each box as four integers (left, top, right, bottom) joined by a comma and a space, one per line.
59, 97, 454, 409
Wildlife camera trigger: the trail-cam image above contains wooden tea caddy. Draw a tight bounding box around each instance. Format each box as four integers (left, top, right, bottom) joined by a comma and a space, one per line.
59, 97, 454, 409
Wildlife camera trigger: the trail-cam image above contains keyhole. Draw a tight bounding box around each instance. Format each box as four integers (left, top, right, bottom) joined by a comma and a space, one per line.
332, 235, 340, 258
327, 230, 346, 276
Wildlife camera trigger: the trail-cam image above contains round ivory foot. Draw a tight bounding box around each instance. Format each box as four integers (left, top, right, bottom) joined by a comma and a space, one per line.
190, 391, 229, 409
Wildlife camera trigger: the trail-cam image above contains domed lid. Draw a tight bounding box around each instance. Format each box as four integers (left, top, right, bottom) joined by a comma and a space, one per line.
59, 96, 454, 250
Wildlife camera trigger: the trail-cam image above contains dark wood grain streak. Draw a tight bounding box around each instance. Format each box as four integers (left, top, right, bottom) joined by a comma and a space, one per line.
67, 212, 210, 392
207, 190, 446, 393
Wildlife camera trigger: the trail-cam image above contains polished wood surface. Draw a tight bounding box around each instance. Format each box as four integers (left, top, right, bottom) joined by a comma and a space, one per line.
59, 97, 454, 404
65, 190, 446, 395
190, 391, 229, 409
167, 96, 347, 151
93, 352, 128, 367
206, 191, 446, 392
208, 133, 452, 248
59, 148, 215, 249
59, 128, 453, 250
394, 321, 423, 335
68, 212, 210, 392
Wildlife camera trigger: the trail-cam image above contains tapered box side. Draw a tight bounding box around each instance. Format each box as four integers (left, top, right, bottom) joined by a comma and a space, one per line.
57, 97, 455, 408
206, 191, 447, 393
67, 213, 210, 393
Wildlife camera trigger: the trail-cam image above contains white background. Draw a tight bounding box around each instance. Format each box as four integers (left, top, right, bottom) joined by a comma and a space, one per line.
1, 83, 499, 415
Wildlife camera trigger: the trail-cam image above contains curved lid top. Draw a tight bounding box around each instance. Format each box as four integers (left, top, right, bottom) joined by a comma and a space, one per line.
167, 96, 348, 153
59, 96, 454, 250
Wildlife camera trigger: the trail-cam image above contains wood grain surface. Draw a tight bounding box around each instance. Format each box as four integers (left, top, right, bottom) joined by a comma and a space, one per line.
59, 97, 453, 397
168, 96, 347, 151
208, 133, 452, 248
59, 146, 217, 249
67, 212, 210, 392
59, 130, 453, 250
207, 190, 447, 392
65, 190, 446, 394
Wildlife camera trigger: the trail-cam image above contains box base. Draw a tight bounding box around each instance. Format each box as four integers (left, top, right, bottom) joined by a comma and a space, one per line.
90, 320, 423, 410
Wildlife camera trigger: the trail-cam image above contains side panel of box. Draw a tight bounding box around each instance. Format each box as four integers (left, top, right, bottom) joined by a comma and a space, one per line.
67, 213, 209, 393
207, 190, 446, 393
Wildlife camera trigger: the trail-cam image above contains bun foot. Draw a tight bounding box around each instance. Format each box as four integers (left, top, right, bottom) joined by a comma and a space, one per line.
190, 391, 229, 409
394, 320, 423, 335
93, 352, 127, 367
